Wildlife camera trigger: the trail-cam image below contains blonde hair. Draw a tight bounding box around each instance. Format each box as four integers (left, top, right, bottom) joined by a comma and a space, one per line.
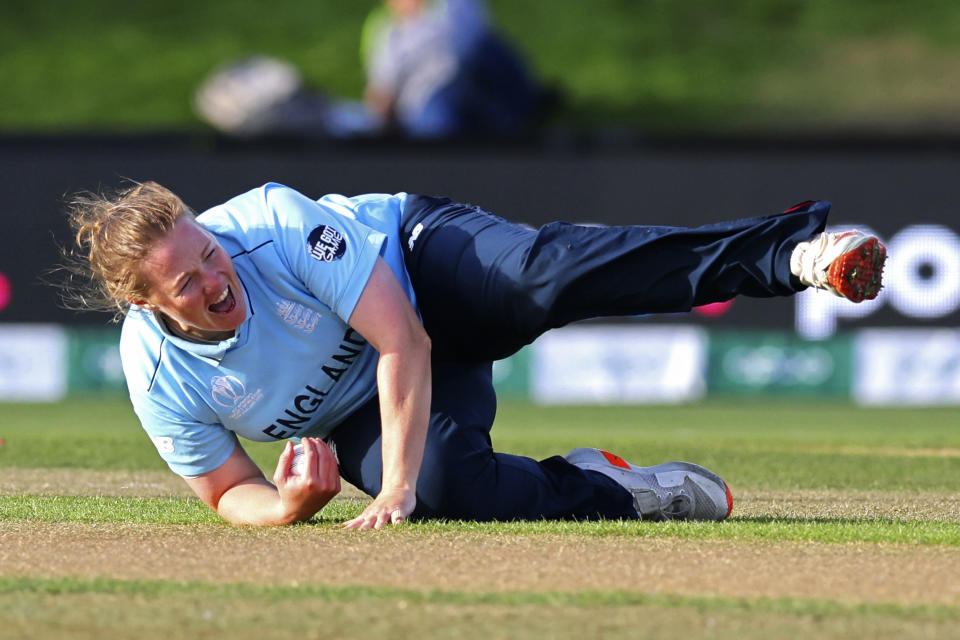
60, 181, 194, 321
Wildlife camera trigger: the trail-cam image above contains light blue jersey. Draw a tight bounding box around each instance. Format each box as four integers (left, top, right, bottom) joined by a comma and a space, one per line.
120, 183, 415, 477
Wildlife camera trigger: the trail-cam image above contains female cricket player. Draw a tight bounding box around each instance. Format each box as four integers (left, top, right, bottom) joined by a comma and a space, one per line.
62, 181, 884, 529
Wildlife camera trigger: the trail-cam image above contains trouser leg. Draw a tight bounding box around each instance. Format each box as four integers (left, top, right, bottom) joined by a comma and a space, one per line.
327, 361, 637, 521
401, 196, 829, 361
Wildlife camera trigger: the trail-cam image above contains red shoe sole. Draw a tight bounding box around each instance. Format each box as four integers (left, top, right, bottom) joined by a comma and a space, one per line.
827, 237, 886, 302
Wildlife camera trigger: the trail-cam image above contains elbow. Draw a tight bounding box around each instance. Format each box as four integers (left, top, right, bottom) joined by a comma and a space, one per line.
409, 325, 432, 369
399, 317, 431, 359
416, 326, 432, 358
389, 324, 430, 371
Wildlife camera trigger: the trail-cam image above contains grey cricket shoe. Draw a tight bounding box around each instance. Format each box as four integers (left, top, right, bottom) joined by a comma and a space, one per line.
565, 448, 733, 521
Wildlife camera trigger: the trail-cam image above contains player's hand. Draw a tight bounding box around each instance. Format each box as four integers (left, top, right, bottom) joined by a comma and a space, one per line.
273, 438, 341, 521
342, 486, 416, 530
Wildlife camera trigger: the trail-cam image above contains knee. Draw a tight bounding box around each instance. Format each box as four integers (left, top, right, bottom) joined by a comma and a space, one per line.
511, 222, 587, 314
414, 443, 495, 520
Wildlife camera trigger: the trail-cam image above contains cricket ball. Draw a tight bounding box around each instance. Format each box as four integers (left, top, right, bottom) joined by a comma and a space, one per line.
289, 443, 305, 475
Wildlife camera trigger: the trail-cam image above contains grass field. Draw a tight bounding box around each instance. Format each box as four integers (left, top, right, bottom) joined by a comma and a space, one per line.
4, 0, 960, 134
1, 396, 959, 639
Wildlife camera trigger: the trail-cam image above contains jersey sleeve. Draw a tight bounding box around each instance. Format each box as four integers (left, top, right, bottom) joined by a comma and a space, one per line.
132, 394, 239, 477
263, 184, 386, 323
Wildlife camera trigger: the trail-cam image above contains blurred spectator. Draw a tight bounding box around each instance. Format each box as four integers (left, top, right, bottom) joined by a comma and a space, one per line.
193, 0, 549, 140
361, 0, 543, 138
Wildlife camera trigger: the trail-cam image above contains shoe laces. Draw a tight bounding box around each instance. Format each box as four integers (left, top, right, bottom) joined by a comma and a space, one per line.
792, 233, 833, 290
659, 493, 692, 520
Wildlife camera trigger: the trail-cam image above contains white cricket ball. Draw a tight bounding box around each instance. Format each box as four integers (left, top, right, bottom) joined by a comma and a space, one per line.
290, 443, 305, 475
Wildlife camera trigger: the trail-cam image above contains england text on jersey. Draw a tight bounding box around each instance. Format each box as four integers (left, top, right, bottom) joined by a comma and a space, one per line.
261, 328, 367, 440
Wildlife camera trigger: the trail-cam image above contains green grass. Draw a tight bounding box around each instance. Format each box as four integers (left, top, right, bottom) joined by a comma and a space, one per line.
2, 398, 957, 490
2, 396, 959, 639
3, 495, 958, 546
1, 577, 958, 640
3, 575, 958, 621
4, 0, 960, 133
3, 563, 956, 640
1, 396, 958, 545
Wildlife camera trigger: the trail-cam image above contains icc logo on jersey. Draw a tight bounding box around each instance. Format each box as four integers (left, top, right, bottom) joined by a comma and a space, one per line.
211, 375, 264, 419
307, 225, 346, 262
211, 375, 246, 407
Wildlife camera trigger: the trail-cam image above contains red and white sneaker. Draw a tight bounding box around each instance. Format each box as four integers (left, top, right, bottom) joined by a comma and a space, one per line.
565, 448, 733, 521
791, 230, 886, 302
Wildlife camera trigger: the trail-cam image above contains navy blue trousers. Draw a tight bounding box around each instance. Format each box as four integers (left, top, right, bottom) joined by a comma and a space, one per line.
327, 197, 830, 520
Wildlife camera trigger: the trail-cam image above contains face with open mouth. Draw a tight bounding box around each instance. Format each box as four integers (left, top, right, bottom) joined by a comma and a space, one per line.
133, 215, 247, 341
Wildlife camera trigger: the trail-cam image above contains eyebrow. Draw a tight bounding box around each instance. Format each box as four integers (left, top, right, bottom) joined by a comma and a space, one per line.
172, 271, 190, 294
171, 241, 215, 293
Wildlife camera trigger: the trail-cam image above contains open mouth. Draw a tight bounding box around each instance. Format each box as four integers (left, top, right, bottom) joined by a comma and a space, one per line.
208, 286, 236, 314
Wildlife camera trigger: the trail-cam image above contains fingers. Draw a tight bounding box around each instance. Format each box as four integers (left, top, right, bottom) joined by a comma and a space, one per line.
342, 494, 413, 530
344, 511, 396, 530
343, 508, 372, 530
304, 439, 341, 493
342, 508, 375, 530
273, 440, 295, 484
302, 436, 319, 478
317, 440, 342, 492
276, 438, 340, 496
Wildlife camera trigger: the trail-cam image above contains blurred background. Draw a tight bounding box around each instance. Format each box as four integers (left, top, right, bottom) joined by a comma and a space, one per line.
1, 0, 959, 407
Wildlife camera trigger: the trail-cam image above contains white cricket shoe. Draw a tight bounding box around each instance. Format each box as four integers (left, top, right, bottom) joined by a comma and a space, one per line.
790, 230, 886, 302
565, 448, 733, 521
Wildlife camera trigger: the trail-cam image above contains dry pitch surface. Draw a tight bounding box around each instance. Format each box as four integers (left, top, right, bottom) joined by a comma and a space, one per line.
2, 468, 959, 639
2, 469, 959, 604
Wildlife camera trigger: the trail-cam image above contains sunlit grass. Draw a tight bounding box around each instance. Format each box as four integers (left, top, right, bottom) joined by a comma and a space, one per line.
4, 0, 960, 132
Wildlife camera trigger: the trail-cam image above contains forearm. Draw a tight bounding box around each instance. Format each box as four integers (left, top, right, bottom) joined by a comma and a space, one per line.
182, 434, 339, 528
343, 257, 432, 529
214, 478, 309, 526
376, 340, 432, 492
